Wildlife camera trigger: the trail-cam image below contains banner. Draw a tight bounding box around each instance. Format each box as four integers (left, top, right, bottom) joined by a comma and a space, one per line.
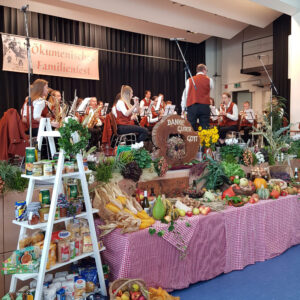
1, 34, 99, 80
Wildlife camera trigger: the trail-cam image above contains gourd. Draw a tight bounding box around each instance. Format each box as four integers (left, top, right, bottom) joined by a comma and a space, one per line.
253, 178, 267, 190
152, 195, 166, 220
163, 198, 173, 215
257, 186, 270, 200
169, 208, 180, 221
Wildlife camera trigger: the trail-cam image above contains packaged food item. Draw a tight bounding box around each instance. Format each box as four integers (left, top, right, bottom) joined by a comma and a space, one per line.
57, 194, 69, 217
83, 233, 93, 253
39, 189, 51, 205
45, 273, 54, 283
19, 235, 32, 249
43, 287, 56, 300
74, 276, 86, 300
49, 281, 62, 291
51, 230, 71, 242
34, 242, 56, 269
55, 271, 69, 278
70, 240, 76, 259
65, 161, 75, 173
32, 162, 43, 176
79, 219, 90, 235
30, 280, 37, 289
15, 201, 27, 221
56, 288, 66, 300
62, 281, 74, 299
43, 160, 53, 176
26, 288, 35, 300
31, 231, 44, 244
39, 206, 50, 223
25, 147, 36, 175
53, 277, 66, 283
68, 183, 78, 201
75, 235, 83, 256
67, 219, 80, 239
27, 202, 41, 225
57, 240, 70, 263
55, 208, 60, 220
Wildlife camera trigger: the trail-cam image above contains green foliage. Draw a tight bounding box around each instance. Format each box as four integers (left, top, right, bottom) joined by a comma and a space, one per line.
0, 161, 28, 192
132, 148, 152, 169
197, 156, 230, 190
252, 153, 258, 166
289, 140, 300, 158
95, 159, 114, 183
220, 145, 243, 162
114, 151, 134, 171
58, 118, 90, 158
221, 161, 245, 178
264, 96, 286, 132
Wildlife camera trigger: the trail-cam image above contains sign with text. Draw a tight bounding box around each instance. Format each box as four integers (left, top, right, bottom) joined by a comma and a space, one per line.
1, 34, 99, 80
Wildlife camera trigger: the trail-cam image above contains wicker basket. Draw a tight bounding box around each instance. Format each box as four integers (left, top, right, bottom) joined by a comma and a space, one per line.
109, 278, 149, 300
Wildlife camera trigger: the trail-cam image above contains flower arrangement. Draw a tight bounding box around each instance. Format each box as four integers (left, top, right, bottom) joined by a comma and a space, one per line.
198, 126, 219, 150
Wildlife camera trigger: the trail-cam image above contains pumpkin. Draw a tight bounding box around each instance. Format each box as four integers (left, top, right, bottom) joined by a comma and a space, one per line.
253, 178, 267, 190
257, 186, 270, 200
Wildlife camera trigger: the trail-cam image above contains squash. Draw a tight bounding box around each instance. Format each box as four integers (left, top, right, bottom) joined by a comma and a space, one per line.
257, 186, 270, 200
169, 208, 180, 221
152, 195, 166, 220
253, 178, 267, 190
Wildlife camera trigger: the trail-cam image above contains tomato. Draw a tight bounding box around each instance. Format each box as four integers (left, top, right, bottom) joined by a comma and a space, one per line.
186, 211, 193, 217
270, 190, 280, 199
230, 176, 235, 182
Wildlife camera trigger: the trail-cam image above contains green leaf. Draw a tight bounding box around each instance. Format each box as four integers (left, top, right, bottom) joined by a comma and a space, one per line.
185, 222, 191, 227
160, 218, 168, 224
149, 228, 156, 235
157, 230, 165, 237
168, 225, 174, 232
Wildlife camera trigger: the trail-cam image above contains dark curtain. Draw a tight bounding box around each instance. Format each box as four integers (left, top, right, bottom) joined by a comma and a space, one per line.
0, 5, 205, 117
273, 14, 291, 119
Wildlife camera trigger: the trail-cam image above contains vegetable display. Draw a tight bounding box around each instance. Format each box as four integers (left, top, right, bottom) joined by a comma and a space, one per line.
221, 162, 245, 179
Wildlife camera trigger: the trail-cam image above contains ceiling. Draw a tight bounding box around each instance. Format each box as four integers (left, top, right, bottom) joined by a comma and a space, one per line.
1, 0, 300, 43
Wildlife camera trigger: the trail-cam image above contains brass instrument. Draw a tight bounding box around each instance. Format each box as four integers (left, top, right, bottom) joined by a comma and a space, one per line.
86, 105, 102, 128
218, 102, 226, 125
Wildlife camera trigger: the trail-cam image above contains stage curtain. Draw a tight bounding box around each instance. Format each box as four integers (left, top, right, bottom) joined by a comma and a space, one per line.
0, 5, 205, 116
273, 14, 291, 119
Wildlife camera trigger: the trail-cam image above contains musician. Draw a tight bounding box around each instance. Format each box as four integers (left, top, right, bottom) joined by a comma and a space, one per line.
156, 93, 166, 111
22, 79, 50, 136
218, 92, 238, 144
181, 64, 213, 131
239, 101, 255, 143
140, 96, 163, 128
112, 93, 121, 118
48, 90, 62, 128
116, 85, 149, 142
83, 97, 103, 148
209, 97, 219, 127
140, 90, 152, 116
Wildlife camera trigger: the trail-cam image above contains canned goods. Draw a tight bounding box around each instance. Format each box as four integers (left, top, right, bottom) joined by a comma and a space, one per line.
15, 201, 26, 221
32, 162, 43, 176
68, 184, 78, 201
39, 206, 50, 223
25, 147, 36, 175
39, 189, 50, 205
43, 161, 53, 176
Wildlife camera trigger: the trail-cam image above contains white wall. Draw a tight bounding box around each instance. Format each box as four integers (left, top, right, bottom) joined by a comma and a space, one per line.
289, 12, 300, 127
206, 25, 273, 121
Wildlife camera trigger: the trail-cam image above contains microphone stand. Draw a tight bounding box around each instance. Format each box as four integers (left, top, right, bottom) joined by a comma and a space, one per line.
172, 39, 196, 113
21, 5, 33, 146
257, 55, 279, 130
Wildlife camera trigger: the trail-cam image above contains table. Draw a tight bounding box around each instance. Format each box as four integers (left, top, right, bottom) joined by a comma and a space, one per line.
95, 195, 300, 291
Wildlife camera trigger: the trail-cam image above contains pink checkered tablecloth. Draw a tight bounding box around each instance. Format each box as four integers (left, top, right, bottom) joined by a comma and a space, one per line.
95, 212, 226, 291
223, 195, 300, 273
94, 195, 300, 291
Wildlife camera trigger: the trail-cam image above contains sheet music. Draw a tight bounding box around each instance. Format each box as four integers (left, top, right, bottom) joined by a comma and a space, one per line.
163, 105, 175, 116
101, 103, 109, 115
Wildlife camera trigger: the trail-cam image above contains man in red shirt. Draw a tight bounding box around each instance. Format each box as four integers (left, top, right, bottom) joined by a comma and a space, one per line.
181, 64, 214, 130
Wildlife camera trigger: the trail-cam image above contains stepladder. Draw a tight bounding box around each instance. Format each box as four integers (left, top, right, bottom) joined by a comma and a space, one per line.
9, 118, 107, 299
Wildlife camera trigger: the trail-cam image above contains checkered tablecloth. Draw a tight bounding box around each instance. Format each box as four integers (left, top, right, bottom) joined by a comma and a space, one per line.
223, 195, 300, 273
94, 195, 300, 291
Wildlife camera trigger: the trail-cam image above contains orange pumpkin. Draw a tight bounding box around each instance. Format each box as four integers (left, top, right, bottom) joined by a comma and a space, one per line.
253, 178, 267, 190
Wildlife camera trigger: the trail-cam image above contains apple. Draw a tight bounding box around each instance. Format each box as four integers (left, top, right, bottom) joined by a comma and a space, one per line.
130, 291, 142, 300
192, 207, 200, 215
113, 289, 122, 297
186, 211, 193, 217
178, 209, 186, 217
138, 296, 146, 300
201, 207, 211, 215
132, 283, 140, 292
121, 292, 130, 300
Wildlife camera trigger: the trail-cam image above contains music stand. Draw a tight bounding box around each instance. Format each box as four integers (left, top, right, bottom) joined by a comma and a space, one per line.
164, 105, 175, 116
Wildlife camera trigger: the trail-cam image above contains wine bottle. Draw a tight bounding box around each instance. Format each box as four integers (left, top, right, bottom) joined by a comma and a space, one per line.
142, 190, 150, 214
295, 167, 298, 180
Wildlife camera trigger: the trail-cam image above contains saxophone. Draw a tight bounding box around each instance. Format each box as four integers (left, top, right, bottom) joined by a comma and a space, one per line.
87, 106, 102, 128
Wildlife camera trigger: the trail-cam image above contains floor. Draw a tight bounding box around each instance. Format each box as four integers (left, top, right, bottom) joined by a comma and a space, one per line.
170, 244, 300, 300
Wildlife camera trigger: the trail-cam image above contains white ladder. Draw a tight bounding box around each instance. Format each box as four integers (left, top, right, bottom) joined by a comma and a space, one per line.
10, 118, 107, 299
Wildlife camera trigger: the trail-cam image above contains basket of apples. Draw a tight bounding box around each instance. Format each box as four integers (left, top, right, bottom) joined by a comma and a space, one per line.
110, 278, 149, 300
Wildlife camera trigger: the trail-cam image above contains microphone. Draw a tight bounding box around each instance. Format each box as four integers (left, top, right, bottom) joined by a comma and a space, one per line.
20, 4, 29, 12
170, 38, 185, 41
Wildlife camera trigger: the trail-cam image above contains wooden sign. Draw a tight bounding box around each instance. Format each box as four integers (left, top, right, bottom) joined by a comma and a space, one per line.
152, 115, 199, 166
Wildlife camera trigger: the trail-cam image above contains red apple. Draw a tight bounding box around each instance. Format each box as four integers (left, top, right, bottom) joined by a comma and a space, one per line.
186, 211, 193, 217
138, 296, 146, 300
130, 291, 142, 300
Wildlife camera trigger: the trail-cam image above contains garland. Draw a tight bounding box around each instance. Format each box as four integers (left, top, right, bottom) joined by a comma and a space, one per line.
58, 118, 90, 157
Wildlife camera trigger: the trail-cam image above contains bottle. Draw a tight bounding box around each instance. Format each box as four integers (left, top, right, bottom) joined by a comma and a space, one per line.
149, 188, 156, 217
142, 190, 150, 214
294, 167, 298, 180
